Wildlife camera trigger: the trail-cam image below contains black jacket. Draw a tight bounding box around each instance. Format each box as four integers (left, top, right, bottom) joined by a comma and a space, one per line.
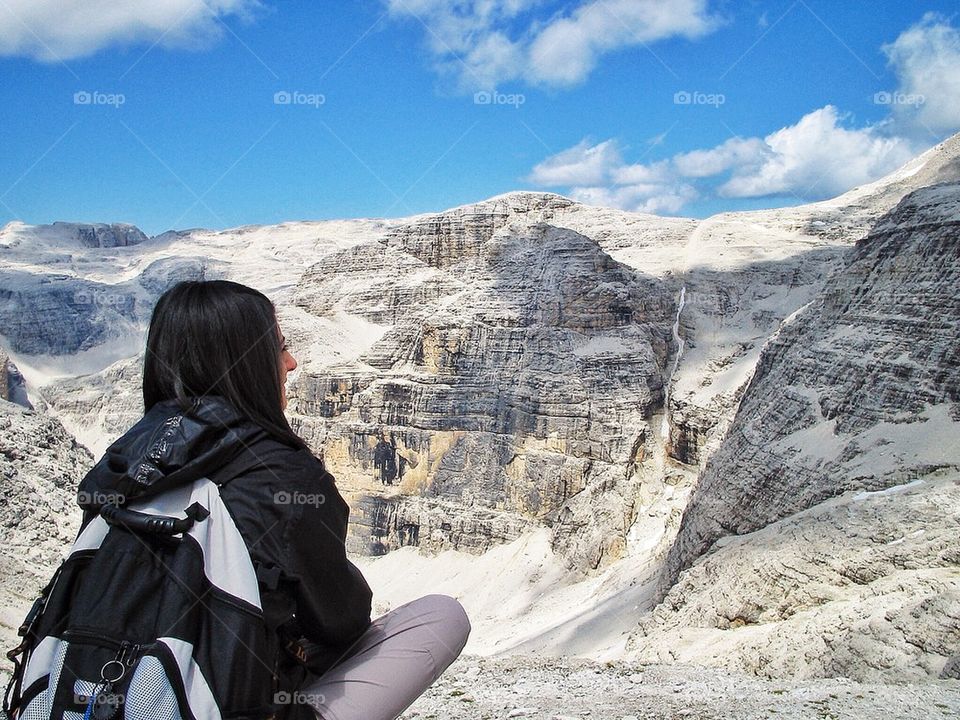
76, 395, 373, 717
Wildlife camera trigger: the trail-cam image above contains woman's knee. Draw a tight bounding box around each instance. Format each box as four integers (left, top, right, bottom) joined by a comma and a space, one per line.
419, 594, 471, 657
425, 593, 470, 626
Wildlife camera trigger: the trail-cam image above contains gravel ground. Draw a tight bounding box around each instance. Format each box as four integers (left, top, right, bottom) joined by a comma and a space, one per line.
401, 654, 960, 720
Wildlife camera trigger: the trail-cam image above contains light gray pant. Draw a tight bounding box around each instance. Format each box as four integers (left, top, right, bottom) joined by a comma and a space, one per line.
300, 594, 471, 720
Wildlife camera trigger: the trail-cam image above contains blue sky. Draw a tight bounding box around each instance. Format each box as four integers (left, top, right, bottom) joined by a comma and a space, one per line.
1, 1, 959, 235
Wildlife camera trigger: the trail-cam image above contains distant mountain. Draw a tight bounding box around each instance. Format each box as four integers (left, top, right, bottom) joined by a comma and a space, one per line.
0, 221, 149, 249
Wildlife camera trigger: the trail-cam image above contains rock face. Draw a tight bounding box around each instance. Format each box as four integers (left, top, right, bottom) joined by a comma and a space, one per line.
629, 470, 960, 681
0, 400, 87, 640
39, 355, 146, 453
290, 196, 679, 569
662, 227, 848, 470
634, 182, 960, 681
4, 358, 32, 409
57, 222, 149, 248
664, 183, 960, 587
0, 348, 7, 401
0, 348, 32, 410
0, 270, 149, 355
659, 132, 960, 475
0, 221, 165, 357
136, 256, 213, 295
0, 221, 150, 250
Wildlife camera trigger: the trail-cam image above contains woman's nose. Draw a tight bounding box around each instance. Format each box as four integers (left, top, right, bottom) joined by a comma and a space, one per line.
287, 353, 298, 371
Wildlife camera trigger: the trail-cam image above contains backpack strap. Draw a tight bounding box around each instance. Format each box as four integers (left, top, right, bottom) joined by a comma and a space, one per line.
3, 563, 63, 719
206, 431, 271, 488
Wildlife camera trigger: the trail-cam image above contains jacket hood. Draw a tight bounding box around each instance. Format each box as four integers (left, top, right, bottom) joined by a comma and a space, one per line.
78, 394, 269, 510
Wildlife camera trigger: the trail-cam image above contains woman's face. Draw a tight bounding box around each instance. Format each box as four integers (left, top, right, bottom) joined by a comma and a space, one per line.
277, 323, 298, 410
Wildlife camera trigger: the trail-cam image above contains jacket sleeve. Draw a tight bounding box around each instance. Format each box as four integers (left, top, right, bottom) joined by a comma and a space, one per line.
284, 462, 373, 669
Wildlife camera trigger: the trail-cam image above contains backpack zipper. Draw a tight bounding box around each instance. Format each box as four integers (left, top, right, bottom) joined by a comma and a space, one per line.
62, 629, 146, 665
62, 629, 124, 649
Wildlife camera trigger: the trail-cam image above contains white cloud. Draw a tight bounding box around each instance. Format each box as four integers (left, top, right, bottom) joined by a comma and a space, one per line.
528, 0, 714, 87
529, 106, 920, 214
461, 31, 526, 89
672, 137, 769, 178
524, 15, 960, 214
385, 0, 536, 55
611, 160, 671, 185
882, 12, 960, 135
386, 0, 717, 90
569, 182, 697, 215
527, 138, 622, 186
718, 106, 916, 199
527, 139, 697, 214
0, 0, 261, 61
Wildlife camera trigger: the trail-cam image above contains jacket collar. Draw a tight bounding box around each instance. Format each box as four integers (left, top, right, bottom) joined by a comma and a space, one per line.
78, 395, 266, 509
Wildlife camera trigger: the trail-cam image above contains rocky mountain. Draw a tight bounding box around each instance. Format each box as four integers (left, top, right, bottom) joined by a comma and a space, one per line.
0, 133, 958, 684
627, 181, 960, 681
289, 196, 681, 569
629, 469, 960, 681
0, 349, 31, 409
0, 221, 149, 250
0, 400, 85, 643
665, 183, 960, 583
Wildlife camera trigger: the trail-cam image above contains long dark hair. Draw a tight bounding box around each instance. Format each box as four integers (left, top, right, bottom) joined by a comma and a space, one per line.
143, 279, 309, 452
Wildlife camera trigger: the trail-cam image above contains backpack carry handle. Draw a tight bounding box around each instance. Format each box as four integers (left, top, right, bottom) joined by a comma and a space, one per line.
100, 502, 210, 536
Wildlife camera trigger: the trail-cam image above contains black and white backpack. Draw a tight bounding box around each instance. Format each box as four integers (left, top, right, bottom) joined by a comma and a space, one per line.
4, 458, 276, 720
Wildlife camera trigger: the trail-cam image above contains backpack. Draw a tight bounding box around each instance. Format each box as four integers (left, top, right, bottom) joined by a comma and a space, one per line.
4, 454, 277, 720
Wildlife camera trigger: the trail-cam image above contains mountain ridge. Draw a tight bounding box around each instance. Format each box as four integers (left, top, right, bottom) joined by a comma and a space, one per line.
1, 132, 958, 685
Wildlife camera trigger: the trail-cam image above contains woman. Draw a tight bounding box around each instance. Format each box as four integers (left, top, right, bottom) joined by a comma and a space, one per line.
61, 280, 469, 720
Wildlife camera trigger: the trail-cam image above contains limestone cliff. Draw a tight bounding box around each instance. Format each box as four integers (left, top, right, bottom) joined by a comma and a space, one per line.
635, 182, 960, 681
289, 196, 678, 570
664, 183, 960, 585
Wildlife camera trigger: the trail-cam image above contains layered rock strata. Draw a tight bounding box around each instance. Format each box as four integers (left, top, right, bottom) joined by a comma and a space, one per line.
636, 183, 960, 681
290, 198, 679, 569
664, 184, 960, 585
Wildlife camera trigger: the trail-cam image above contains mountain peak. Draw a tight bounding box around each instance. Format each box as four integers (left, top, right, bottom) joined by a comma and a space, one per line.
0, 221, 150, 249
